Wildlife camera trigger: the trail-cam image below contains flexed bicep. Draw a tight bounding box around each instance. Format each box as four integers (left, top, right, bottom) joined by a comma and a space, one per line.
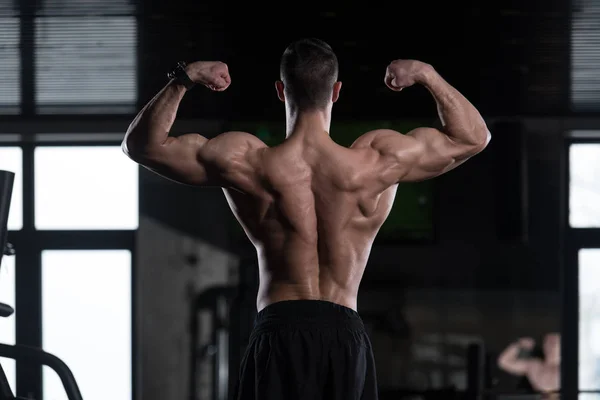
128, 133, 212, 185
353, 128, 483, 184
122, 59, 241, 186
128, 131, 266, 187
399, 127, 481, 181
374, 60, 490, 183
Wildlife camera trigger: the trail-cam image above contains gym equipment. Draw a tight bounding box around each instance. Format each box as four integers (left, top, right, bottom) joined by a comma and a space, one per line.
0, 170, 83, 400
188, 258, 258, 400
188, 285, 237, 400
466, 342, 487, 399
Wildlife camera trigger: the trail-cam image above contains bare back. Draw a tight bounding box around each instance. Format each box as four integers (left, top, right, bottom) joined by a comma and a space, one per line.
223, 133, 397, 311
124, 59, 490, 313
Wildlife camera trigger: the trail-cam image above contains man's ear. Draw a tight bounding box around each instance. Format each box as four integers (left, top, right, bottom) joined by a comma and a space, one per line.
275, 81, 285, 102
332, 81, 342, 103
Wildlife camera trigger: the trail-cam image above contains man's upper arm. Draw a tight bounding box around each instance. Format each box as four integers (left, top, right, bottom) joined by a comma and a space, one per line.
352, 127, 487, 183
126, 131, 266, 187
503, 359, 537, 376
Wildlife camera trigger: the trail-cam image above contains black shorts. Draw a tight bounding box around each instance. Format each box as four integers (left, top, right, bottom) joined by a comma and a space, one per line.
233, 300, 378, 400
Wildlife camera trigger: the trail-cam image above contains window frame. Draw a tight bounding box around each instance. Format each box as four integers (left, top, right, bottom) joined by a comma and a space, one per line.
10, 0, 139, 119
2, 137, 138, 400
561, 136, 600, 398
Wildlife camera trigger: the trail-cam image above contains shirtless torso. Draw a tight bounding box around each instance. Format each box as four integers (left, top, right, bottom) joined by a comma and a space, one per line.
123, 58, 490, 312
223, 130, 399, 311
498, 335, 561, 393
124, 44, 490, 399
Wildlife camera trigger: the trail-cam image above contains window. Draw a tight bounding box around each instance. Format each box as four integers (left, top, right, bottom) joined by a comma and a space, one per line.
0, 15, 20, 114
569, 144, 600, 227
571, 0, 600, 111
34, 146, 138, 230
0, 256, 16, 394
0, 147, 23, 231
35, 17, 137, 114
579, 249, 600, 392
37, 0, 135, 16
42, 250, 132, 400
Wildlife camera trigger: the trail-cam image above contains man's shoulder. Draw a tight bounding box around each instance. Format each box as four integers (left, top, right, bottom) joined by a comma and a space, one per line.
215, 131, 269, 150
349, 129, 404, 150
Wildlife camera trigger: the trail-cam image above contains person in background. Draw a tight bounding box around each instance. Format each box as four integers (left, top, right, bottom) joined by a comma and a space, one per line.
498, 333, 560, 397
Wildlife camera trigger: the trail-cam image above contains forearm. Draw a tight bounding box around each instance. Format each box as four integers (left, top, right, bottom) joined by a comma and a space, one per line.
418, 66, 490, 147
123, 80, 187, 156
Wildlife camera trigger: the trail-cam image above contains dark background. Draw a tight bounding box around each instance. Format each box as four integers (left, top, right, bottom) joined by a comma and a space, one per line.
141, 1, 569, 120
0, 0, 598, 399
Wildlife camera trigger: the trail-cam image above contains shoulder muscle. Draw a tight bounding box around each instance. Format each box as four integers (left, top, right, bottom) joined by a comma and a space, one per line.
199, 131, 267, 190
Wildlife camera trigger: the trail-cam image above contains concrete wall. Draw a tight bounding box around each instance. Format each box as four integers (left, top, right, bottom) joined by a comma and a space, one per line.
136, 216, 239, 400
360, 288, 559, 391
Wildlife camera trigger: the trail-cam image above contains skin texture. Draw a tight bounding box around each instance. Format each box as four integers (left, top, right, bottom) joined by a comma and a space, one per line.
123, 59, 490, 312
497, 334, 561, 393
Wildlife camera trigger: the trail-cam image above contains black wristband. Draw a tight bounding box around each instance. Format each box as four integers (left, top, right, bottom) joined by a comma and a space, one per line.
167, 61, 195, 90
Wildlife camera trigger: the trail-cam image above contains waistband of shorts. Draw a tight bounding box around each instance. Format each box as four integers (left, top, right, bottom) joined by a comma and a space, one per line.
251, 300, 364, 337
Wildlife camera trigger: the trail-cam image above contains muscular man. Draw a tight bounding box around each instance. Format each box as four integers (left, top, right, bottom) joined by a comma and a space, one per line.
498, 334, 561, 394
123, 38, 490, 400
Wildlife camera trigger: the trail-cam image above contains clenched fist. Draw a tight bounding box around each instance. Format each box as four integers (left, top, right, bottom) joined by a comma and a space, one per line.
517, 337, 536, 350
186, 61, 231, 91
384, 60, 432, 91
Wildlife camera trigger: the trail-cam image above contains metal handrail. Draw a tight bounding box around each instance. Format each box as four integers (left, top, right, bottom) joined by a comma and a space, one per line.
0, 344, 83, 400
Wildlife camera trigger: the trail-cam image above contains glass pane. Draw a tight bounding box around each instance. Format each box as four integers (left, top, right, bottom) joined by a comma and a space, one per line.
35, 146, 138, 230
0, 256, 16, 393
0, 147, 22, 230
579, 248, 600, 392
580, 394, 600, 400
42, 250, 131, 400
570, 144, 600, 227
35, 17, 137, 114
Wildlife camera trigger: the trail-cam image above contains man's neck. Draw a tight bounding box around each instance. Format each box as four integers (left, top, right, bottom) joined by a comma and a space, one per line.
285, 106, 332, 139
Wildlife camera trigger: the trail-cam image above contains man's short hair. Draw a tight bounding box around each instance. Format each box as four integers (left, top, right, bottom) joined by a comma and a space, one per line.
280, 38, 339, 110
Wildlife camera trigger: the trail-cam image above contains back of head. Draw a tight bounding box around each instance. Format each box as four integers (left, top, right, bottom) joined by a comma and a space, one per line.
280, 38, 339, 111
543, 333, 561, 365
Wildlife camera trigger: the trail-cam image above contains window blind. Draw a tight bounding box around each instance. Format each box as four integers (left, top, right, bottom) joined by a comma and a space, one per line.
0, 0, 20, 114
572, 0, 600, 111
34, 0, 137, 114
